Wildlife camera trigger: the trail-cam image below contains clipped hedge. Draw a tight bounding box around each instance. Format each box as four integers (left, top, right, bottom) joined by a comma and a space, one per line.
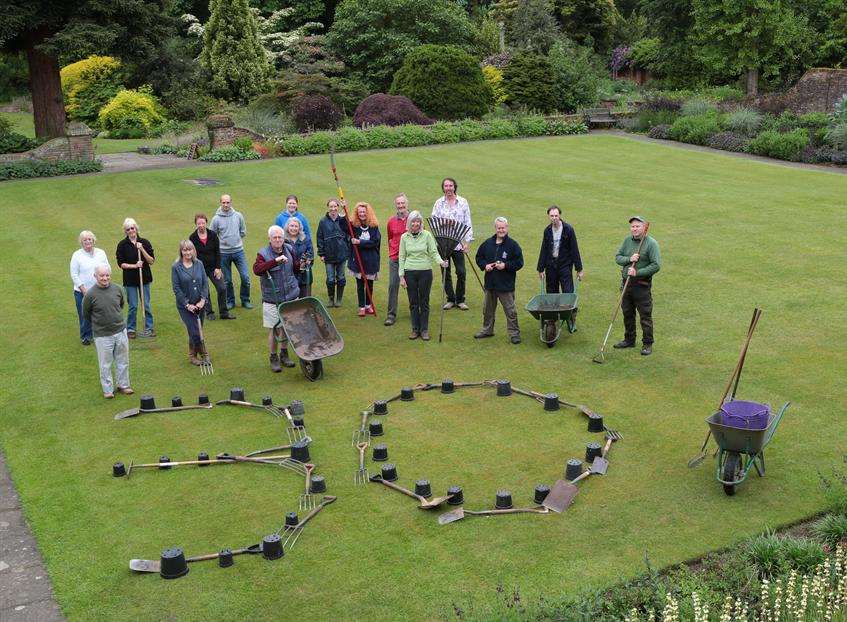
198, 146, 261, 162
0, 159, 103, 181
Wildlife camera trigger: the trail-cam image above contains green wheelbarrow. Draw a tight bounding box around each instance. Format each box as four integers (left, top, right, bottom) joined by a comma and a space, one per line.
525, 279, 579, 348
707, 401, 790, 496
276, 296, 344, 381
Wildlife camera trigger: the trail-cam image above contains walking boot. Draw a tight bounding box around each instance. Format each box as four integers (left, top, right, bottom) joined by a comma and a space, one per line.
327, 284, 336, 308
189, 345, 202, 366
335, 283, 345, 307
269, 352, 282, 373
280, 348, 296, 368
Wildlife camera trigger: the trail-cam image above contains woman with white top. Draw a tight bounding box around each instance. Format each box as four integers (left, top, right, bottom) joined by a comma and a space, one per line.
70, 230, 110, 345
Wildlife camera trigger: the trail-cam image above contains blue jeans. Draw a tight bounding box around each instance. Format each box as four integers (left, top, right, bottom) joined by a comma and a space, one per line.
325, 261, 346, 285
221, 250, 251, 307
125, 283, 154, 333
74, 290, 92, 341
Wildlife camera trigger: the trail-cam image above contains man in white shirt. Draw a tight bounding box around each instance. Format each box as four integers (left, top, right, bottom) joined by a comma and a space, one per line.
431, 177, 473, 310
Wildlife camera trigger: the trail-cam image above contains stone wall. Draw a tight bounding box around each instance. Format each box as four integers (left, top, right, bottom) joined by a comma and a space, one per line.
0, 122, 94, 163
206, 115, 264, 150
753, 69, 847, 114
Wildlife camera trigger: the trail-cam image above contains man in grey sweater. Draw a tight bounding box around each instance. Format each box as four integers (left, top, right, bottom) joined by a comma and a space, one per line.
82, 264, 133, 398
210, 194, 253, 309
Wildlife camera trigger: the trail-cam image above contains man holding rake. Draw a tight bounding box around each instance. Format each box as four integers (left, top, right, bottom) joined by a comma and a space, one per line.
432, 177, 473, 311
614, 216, 661, 356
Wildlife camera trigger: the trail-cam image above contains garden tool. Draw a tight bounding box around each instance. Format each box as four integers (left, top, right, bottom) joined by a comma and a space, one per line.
541, 479, 581, 513
279, 495, 337, 552
134, 246, 156, 344
368, 474, 454, 509
195, 315, 213, 375
512, 386, 601, 420
589, 429, 623, 475
123, 453, 292, 478
593, 222, 650, 363
245, 440, 312, 458
299, 463, 317, 511
130, 543, 262, 573
437, 506, 549, 525
281, 407, 308, 444
427, 217, 474, 342
688, 308, 762, 468
351, 410, 370, 446
114, 402, 213, 420
354, 441, 369, 485
215, 398, 284, 419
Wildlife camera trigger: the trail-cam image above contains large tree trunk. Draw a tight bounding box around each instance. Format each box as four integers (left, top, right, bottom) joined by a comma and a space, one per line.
745, 68, 759, 97
25, 29, 65, 140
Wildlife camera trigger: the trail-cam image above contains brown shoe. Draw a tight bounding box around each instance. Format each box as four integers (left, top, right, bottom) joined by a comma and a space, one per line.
420, 330, 430, 341
104, 392, 115, 399
409, 331, 419, 340
117, 387, 134, 395
189, 345, 202, 366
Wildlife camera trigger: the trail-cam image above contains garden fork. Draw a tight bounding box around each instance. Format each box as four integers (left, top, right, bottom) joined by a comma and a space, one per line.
281, 407, 307, 444
354, 441, 369, 485
299, 463, 317, 511
351, 410, 370, 446
196, 316, 213, 375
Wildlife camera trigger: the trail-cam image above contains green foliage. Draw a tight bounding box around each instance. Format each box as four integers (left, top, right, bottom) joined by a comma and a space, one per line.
482, 118, 519, 139
667, 113, 721, 145
825, 123, 847, 151
302, 131, 334, 154
429, 121, 461, 144
390, 45, 493, 120
454, 119, 487, 141
545, 118, 589, 135
198, 145, 261, 161
394, 123, 432, 147
60, 56, 123, 125
233, 137, 254, 151
680, 98, 716, 116
235, 107, 293, 137
507, 0, 560, 54
201, 0, 272, 102
482, 65, 507, 108
547, 39, 601, 113
0, 132, 38, 153
473, 16, 501, 58
0, 116, 11, 135
554, 0, 620, 50
820, 469, 847, 516
748, 128, 809, 161
629, 37, 660, 69
0, 52, 29, 101
332, 125, 370, 151
514, 114, 547, 136
98, 88, 166, 137
0, 159, 103, 181
502, 52, 556, 113
629, 110, 678, 132
327, 0, 477, 92
833, 94, 847, 124
811, 513, 847, 547
647, 123, 671, 139
279, 133, 308, 156
724, 107, 762, 136
363, 125, 404, 149
707, 131, 750, 152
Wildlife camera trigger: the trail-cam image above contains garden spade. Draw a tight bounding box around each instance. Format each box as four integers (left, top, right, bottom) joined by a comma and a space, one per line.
369, 475, 454, 509
437, 506, 549, 525
589, 429, 623, 475
114, 403, 213, 420
129, 543, 262, 573
542, 479, 580, 513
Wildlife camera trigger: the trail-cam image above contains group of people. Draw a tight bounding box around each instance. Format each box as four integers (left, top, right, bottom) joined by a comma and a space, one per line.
71, 176, 662, 397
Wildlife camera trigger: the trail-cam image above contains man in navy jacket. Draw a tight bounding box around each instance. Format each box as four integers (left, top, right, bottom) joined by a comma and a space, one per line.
536, 205, 583, 293
474, 217, 524, 344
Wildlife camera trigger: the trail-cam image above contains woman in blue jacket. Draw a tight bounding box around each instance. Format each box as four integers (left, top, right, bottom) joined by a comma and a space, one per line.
171, 240, 210, 366
284, 218, 313, 298
347, 202, 381, 317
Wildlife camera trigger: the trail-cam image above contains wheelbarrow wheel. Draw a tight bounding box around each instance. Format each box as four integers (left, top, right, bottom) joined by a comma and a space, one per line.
722, 451, 742, 496
543, 321, 558, 348
300, 358, 323, 382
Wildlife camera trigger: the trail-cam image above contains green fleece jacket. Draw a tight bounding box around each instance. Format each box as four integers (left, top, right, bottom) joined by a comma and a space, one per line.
615, 235, 661, 280
398, 230, 444, 276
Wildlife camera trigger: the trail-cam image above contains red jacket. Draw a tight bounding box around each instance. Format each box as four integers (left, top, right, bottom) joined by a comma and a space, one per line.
387, 216, 407, 260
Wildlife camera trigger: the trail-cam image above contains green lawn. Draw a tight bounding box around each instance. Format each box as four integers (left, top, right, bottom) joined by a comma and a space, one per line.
0, 135, 844, 620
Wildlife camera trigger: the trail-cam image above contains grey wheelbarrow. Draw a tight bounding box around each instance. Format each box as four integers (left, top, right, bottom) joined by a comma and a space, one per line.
525, 278, 579, 347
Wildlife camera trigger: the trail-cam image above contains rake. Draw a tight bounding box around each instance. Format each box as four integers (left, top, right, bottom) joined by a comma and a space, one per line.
299, 463, 317, 511
281, 407, 308, 444
245, 439, 311, 458
215, 398, 283, 419
426, 217, 473, 342
593, 222, 650, 364
123, 453, 293, 478
133, 247, 157, 346
351, 410, 370, 446
354, 440, 369, 485
195, 315, 213, 375
278, 495, 337, 552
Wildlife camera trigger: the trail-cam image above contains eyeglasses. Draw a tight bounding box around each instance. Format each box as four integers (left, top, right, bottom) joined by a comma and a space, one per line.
125, 226, 136, 231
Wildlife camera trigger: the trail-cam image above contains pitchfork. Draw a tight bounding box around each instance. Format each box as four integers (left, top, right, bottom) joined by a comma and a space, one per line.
299, 463, 317, 511
354, 441, 369, 485
351, 410, 370, 446
281, 407, 308, 444
195, 316, 213, 375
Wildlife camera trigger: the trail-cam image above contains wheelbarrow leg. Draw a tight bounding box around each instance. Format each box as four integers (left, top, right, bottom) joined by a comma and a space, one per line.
753, 452, 765, 477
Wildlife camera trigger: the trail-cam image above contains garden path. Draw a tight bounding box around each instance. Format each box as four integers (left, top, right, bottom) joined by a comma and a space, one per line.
99, 152, 204, 174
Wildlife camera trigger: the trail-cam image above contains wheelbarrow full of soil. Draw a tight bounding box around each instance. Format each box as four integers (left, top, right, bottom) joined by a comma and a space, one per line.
525, 280, 579, 347
276, 297, 344, 381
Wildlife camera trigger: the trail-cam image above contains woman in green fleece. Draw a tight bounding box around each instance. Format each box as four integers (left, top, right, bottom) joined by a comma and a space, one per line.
399, 210, 448, 341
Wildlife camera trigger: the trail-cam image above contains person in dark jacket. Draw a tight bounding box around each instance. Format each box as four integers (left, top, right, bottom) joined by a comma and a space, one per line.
189, 213, 235, 321
253, 225, 300, 372
284, 218, 314, 298
347, 202, 381, 317
171, 240, 210, 366
115, 217, 155, 338
536, 205, 584, 293
316, 198, 349, 307
474, 217, 524, 344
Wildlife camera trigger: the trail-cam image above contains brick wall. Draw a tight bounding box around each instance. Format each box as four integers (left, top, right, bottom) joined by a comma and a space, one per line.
0, 121, 93, 162
753, 69, 847, 114
208, 124, 265, 150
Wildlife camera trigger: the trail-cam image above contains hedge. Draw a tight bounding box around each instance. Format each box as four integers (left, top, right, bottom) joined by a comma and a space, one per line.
0, 159, 103, 182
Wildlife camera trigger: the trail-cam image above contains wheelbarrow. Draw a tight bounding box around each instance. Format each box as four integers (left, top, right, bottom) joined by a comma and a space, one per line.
276, 296, 344, 381
525, 279, 579, 347
707, 400, 790, 496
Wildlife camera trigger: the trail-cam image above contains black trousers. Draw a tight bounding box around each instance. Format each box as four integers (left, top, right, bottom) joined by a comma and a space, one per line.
405, 269, 433, 332
356, 277, 374, 308
621, 281, 653, 345
544, 263, 575, 294
444, 249, 466, 304
205, 269, 227, 317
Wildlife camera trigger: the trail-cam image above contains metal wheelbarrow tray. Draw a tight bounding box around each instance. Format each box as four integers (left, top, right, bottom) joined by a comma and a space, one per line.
277, 296, 344, 381
525, 287, 579, 347
706, 401, 790, 496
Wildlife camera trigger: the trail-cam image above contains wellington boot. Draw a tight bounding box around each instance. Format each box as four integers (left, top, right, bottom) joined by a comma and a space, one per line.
335, 283, 345, 307
280, 348, 296, 368
327, 284, 336, 308
269, 353, 282, 373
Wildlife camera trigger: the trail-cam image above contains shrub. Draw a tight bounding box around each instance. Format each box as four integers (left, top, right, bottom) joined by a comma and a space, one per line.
811, 514, 847, 547
390, 44, 493, 120
280, 134, 308, 156
832, 93, 847, 124
745, 533, 787, 578
332, 126, 369, 151
364, 125, 403, 149
235, 107, 292, 137
547, 39, 600, 113
761, 111, 802, 133
98, 88, 166, 137
233, 137, 254, 152
482, 119, 519, 140
502, 52, 556, 113
60, 55, 123, 125
708, 131, 749, 152
780, 536, 826, 573
0, 132, 38, 153
820, 470, 847, 516
515, 114, 547, 137
832, 151, 847, 165
482, 65, 507, 107
545, 119, 588, 135
0, 159, 103, 181
668, 114, 721, 145
198, 146, 261, 162
798, 112, 830, 131
353, 94, 432, 128
724, 108, 762, 136
747, 128, 809, 161
290, 95, 343, 133
454, 119, 486, 141
429, 121, 461, 144
0, 116, 11, 135
628, 110, 678, 132
647, 124, 671, 139
302, 131, 334, 155
824, 123, 847, 151
680, 98, 716, 116
394, 124, 432, 147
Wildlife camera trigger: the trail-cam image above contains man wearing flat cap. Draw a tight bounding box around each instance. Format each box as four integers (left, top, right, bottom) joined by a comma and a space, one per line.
614, 216, 661, 355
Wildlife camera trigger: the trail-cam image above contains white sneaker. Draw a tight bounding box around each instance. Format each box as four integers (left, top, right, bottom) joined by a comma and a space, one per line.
457, 302, 469, 310
442, 302, 455, 310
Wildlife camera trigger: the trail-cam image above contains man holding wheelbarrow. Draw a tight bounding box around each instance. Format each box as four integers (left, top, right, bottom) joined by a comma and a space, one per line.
536, 205, 584, 294
614, 216, 661, 356
253, 225, 300, 372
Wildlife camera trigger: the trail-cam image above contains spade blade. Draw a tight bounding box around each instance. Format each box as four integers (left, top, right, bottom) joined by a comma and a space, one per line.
115, 408, 141, 420
437, 507, 466, 525
129, 558, 160, 573
542, 479, 579, 513
590, 456, 609, 475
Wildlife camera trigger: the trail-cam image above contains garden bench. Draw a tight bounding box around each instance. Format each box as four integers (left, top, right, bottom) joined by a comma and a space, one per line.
583, 108, 616, 128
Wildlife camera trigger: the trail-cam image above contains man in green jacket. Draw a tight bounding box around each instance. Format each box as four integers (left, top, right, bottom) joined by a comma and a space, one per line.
614, 216, 661, 356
